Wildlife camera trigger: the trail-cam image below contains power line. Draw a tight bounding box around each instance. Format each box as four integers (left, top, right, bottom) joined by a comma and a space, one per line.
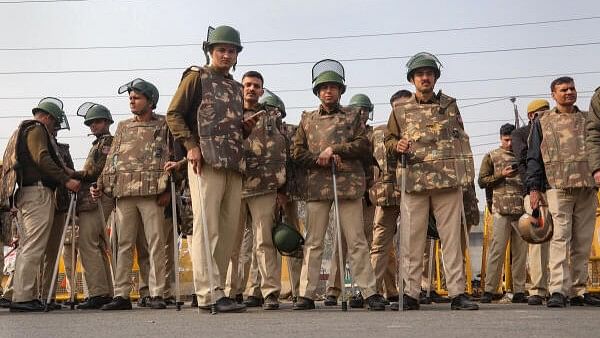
0, 0, 88, 3
1, 16, 598, 50
0, 41, 599, 75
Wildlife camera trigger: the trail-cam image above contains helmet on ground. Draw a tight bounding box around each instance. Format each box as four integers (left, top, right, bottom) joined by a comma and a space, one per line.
259, 88, 286, 118
77, 102, 114, 126
312, 59, 346, 96
272, 218, 304, 257
517, 207, 553, 244
406, 52, 442, 82
118, 78, 159, 109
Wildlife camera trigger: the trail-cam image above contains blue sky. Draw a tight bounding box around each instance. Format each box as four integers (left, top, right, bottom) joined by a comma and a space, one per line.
1, 0, 598, 208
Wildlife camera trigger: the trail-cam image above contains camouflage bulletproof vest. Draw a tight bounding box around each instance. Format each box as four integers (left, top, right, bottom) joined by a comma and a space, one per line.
393, 94, 475, 192
539, 108, 594, 189
283, 123, 306, 201
78, 134, 113, 212
462, 183, 480, 226
302, 108, 365, 201
100, 115, 169, 198
489, 148, 524, 215
242, 106, 286, 198
369, 126, 399, 207
55, 142, 74, 212
0, 120, 61, 208
197, 66, 245, 173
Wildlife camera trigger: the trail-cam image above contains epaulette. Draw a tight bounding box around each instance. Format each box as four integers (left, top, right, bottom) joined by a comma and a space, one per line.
180, 65, 204, 81
437, 91, 456, 108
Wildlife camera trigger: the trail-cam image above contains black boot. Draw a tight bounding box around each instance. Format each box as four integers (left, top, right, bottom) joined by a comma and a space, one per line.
528, 295, 544, 306
243, 295, 263, 307
323, 295, 337, 306
547, 293, 567, 308
293, 297, 315, 310
150, 296, 167, 309
9, 299, 45, 312
263, 293, 280, 310
77, 295, 113, 309
349, 292, 364, 308
390, 294, 419, 311
451, 294, 479, 310
101, 296, 133, 310
214, 297, 246, 313
511, 292, 528, 303
570, 293, 600, 306
365, 294, 386, 311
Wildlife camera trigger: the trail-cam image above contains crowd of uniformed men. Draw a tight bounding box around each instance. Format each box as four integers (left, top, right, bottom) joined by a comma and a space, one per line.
1, 25, 600, 313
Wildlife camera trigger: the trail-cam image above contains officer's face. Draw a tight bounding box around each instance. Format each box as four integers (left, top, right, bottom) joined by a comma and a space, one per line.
210, 44, 238, 71
129, 91, 152, 115
410, 68, 437, 93
89, 119, 111, 136
551, 82, 577, 106
501, 135, 512, 151
318, 83, 341, 106
242, 76, 264, 106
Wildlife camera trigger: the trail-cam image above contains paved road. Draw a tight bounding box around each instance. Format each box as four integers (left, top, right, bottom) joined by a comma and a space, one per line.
0, 302, 597, 338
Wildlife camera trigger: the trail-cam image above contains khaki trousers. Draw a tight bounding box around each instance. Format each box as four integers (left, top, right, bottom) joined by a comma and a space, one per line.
40, 210, 65, 300
136, 227, 151, 298
114, 196, 166, 298
484, 213, 528, 293
524, 194, 550, 297
402, 188, 465, 299
299, 198, 377, 300
546, 188, 597, 297
241, 193, 281, 298
163, 216, 175, 298
370, 205, 400, 297
14, 186, 55, 302
226, 216, 254, 298
189, 164, 243, 306
78, 197, 114, 297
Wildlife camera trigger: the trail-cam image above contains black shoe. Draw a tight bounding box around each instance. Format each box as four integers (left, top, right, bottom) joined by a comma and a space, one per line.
150, 296, 167, 309
323, 295, 337, 306
9, 299, 45, 312
480, 292, 493, 303
547, 293, 567, 308
137, 295, 151, 308
243, 295, 264, 307
528, 295, 544, 306
419, 290, 432, 304
430, 290, 451, 303
101, 296, 133, 310
263, 293, 280, 310
0, 298, 11, 308
512, 292, 528, 303
214, 297, 246, 313
350, 292, 364, 308
43, 299, 63, 310
190, 294, 198, 308
293, 297, 315, 310
451, 293, 479, 310
77, 295, 112, 309
164, 296, 175, 306
365, 294, 386, 311
234, 293, 244, 304
391, 294, 420, 311
570, 293, 600, 306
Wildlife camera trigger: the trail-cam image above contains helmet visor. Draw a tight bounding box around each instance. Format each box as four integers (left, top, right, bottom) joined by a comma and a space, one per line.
77, 102, 96, 117
312, 59, 345, 83
118, 78, 145, 94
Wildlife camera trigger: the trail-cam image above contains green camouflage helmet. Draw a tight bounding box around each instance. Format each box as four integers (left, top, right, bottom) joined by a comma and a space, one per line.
118, 78, 159, 109
204, 25, 243, 52
349, 93, 374, 111
259, 89, 286, 118
32, 97, 65, 125
77, 102, 114, 126
272, 220, 304, 256
406, 52, 442, 82
312, 71, 346, 96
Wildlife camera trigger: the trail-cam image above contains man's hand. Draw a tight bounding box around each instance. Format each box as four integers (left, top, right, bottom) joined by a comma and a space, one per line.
501, 166, 517, 178
243, 111, 263, 135
65, 179, 81, 193
594, 170, 600, 186
187, 146, 202, 175
90, 184, 102, 201
156, 191, 170, 207
395, 139, 410, 153
530, 190, 540, 210
276, 193, 288, 209
164, 161, 181, 173
316, 146, 334, 167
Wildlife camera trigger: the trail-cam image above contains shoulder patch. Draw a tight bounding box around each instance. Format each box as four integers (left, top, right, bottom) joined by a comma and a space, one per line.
181, 65, 204, 81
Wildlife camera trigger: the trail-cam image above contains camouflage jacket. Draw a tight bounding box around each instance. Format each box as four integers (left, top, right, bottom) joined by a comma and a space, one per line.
166, 66, 245, 173
479, 148, 523, 215
242, 103, 286, 198
98, 114, 170, 198
77, 133, 114, 212
384, 92, 475, 193
283, 123, 305, 201
586, 87, 600, 174
292, 104, 368, 201
527, 106, 594, 190
369, 125, 399, 206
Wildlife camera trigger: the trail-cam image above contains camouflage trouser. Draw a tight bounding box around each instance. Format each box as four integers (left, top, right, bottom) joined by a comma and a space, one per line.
299, 199, 377, 300
546, 188, 597, 297
524, 194, 550, 297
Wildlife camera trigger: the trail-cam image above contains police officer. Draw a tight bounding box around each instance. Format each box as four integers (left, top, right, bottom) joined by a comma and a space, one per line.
93, 78, 170, 310
166, 25, 258, 313
291, 59, 386, 311
587, 86, 600, 184
478, 123, 528, 303
385, 52, 478, 310
73, 102, 115, 309
1, 98, 81, 312
512, 99, 551, 305
527, 77, 600, 307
